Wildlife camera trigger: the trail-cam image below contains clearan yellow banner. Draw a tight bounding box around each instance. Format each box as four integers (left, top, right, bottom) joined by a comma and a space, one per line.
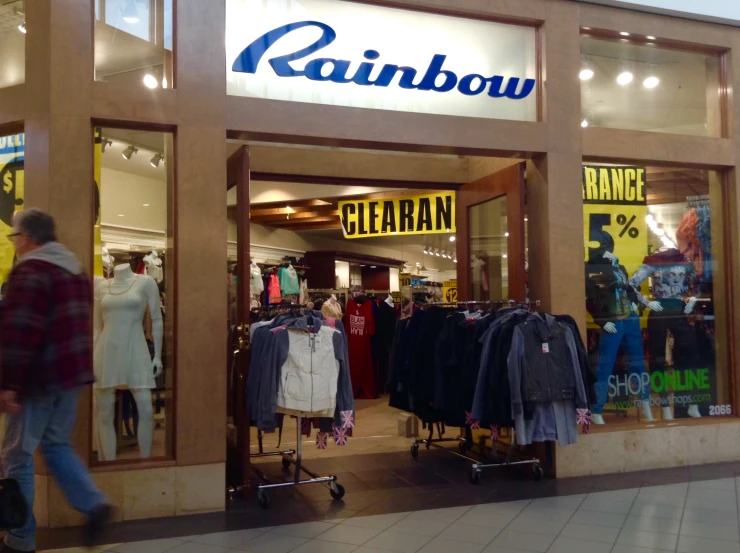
0, 132, 24, 286
339, 192, 455, 239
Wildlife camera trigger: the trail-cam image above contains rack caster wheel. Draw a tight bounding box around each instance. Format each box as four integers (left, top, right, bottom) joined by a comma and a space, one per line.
282, 456, 292, 470
257, 490, 271, 509
330, 482, 346, 500
532, 465, 544, 481
469, 469, 481, 485
411, 443, 419, 459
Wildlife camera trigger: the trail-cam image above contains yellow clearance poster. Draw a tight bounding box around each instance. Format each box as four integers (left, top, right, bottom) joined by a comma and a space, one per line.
0, 132, 24, 286
94, 128, 103, 277
443, 280, 458, 303
583, 165, 648, 326
339, 192, 455, 239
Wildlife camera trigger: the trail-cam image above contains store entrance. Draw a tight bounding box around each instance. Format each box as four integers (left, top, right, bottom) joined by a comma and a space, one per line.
225, 143, 528, 505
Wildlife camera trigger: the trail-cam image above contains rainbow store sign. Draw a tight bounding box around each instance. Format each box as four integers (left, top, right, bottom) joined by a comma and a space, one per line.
226, 0, 538, 121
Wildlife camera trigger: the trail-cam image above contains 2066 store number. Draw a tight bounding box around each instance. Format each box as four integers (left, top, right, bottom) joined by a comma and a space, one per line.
709, 405, 732, 416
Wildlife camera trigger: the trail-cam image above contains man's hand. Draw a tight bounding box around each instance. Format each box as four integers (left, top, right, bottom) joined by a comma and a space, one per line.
0, 390, 20, 414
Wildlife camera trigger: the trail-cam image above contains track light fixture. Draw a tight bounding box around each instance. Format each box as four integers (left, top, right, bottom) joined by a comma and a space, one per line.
122, 145, 138, 160
18, 22, 26, 33
101, 138, 112, 153
150, 153, 163, 168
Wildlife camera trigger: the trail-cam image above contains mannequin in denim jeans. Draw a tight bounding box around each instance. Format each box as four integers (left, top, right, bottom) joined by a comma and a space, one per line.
587, 251, 656, 425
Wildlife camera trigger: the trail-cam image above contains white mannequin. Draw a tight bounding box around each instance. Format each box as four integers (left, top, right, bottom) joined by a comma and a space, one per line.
143, 250, 163, 283
93, 264, 163, 460
102, 245, 115, 277
249, 259, 263, 297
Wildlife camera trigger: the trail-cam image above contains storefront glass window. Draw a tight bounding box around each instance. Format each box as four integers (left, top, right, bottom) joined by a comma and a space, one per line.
583, 164, 729, 427
94, 0, 173, 89
0, 0, 25, 89
581, 36, 722, 137
93, 127, 173, 463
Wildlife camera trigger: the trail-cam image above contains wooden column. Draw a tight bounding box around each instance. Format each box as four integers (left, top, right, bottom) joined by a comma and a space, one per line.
174, 0, 228, 467
527, 1, 585, 327
24, 0, 94, 468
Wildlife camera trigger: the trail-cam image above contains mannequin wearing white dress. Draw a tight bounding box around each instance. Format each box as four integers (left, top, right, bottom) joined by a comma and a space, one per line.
143, 250, 163, 284
93, 264, 163, 460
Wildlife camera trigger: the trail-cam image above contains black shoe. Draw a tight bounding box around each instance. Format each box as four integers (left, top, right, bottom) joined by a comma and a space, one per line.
0, 542, 35, 552
85, 503, 114, 547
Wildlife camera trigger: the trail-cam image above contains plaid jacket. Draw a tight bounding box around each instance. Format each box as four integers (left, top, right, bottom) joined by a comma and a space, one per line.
1, 259, 94, 396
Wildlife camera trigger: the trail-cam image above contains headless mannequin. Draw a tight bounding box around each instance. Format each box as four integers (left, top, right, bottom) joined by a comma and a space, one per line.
143, 250, 163, 283
588, 251, 655, 425
93, 264, 163, 460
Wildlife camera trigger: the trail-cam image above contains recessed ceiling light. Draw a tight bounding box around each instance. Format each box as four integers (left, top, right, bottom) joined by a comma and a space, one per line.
143, 74, 158, 89
449, 236, 456, 242
620, 31, 630, 36
643, 76, 660, 89
122, 0, 140, 23
617, 71, 634, 85
505, 232, 510, 237
117, 214, 124, 217
581, 119, 589, 128
579, 68, 594, 81
503, 254, 508, 259
142, 203, 150, 207
370, 266, 376, 269
646, 35, 656, 40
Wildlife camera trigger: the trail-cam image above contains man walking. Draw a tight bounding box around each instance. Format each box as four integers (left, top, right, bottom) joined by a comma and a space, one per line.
0, 209, 111, 552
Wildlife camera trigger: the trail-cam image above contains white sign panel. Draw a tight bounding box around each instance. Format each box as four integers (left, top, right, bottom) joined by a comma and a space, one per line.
225, 0, 537, 121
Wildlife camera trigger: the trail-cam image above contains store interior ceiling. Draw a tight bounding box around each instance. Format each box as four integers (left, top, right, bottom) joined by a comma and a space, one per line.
98, 132, 711, 270
581, 37, 716, 134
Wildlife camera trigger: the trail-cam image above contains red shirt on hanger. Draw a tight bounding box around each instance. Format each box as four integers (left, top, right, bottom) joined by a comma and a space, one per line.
346, 297, 376, 399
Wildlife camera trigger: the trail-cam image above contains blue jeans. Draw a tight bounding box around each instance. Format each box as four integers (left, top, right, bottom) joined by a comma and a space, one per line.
2, 388, 106, 551
592, 313, 649, 414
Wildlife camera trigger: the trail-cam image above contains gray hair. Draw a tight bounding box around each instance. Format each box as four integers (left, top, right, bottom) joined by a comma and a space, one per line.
14, 208, 57, 245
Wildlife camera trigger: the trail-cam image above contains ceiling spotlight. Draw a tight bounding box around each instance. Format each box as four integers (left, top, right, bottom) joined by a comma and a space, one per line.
617, 71, 634, 86
150, 153, 163, 168
579, 68, 594, 81
17, 22, 26, 34
503, 254, 508, 259
122, 0, 140, 23
423, 247, 428, 255
646, 35, 656, 40
435, 250, 440, 257
143, 74, 158, 89
101, 138, 112, 153
162, 76, 168, 88
449, 236, 456, 242
453, 257, 457, 263
643, 76, 660, 89
581, 119, 589, 128
619, 31, 630, 36
505, 232, 510, 237
122, 145, 138, 160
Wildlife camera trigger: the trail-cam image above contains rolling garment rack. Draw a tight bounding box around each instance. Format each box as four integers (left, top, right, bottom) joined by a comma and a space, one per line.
248, 303, 346, 509
409, 300, 545, 484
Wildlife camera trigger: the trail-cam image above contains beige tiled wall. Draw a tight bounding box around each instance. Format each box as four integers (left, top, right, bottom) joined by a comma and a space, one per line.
36, 463, 225, 528
555, 421, 740, 477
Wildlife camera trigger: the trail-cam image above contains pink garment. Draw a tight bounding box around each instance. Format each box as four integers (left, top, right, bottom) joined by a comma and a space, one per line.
268, 274, 281, 301
676, 208, 703, 276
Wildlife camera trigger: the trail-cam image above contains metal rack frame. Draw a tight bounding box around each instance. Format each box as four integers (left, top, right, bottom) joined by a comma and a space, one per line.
253, 415, 345, 508
411, 424, 543, 484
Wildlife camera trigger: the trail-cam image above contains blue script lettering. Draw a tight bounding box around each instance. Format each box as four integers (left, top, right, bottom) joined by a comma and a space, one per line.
232, 21, 535, 100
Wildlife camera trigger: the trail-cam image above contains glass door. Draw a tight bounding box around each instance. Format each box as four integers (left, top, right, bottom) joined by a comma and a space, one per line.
456, 163, 526, 302
227, 145, 252, 495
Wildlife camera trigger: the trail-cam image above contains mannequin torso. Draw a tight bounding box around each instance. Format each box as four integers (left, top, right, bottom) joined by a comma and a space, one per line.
93, 264, 162, 389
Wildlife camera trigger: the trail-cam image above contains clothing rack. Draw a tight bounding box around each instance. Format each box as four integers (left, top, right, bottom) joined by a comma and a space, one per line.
410, 299, 544, 484
687, 194, 710, 207
253, 415, 344, 509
